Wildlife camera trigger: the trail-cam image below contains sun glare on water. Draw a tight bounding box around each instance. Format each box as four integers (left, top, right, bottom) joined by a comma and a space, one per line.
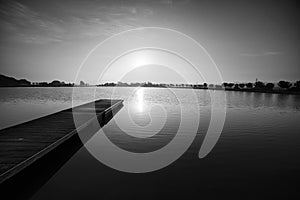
136, 87, 144, 112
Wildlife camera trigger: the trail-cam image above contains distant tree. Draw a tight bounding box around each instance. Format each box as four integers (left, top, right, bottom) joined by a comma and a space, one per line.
203, 83, 208, 88
50, 80, 62, 86
278, 80, 292, 89
294, 81, 300, 89
255, 81, 265, 88
234, 84, 240, 89
80, 81, 85, 86
227, 83, 234, 88
0, 74, 31, 87
39, 82, 48, 86
238, 83, 245, 88
104, 82, 116, 86
208, 84, 214, 88
18, 79, 31, 86
222, 82, 228, 87
266, 83, 275, 90
246, 82, 253, 88
215, 85, 223, 90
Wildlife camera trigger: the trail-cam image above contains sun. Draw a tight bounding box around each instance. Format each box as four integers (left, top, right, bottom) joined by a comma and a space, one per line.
129, 51, 153, 68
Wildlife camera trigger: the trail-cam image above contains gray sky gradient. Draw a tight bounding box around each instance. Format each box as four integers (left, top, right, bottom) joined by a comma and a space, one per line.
0, 0, 299, 83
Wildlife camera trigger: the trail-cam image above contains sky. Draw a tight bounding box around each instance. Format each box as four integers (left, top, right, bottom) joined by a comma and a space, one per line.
118, 64, 185, 83
0, 0, 299, 84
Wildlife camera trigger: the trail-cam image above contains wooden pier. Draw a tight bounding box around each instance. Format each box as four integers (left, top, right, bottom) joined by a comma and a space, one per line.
0, 99, 124, 184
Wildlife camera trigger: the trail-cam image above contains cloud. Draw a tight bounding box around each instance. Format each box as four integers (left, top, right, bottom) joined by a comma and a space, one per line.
0, 1, 154, 44
240, 51, 283, 57
263, 51, 282, 56
160, 0, 191, 6
0, 1, 65, 44
160, 0, 173, 5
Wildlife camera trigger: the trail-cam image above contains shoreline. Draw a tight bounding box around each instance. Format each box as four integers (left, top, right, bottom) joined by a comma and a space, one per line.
223, 87, 300, 95
1, 85, 300, 95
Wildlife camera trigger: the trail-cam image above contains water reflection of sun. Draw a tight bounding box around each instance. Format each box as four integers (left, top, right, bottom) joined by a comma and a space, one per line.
136, 87, 144, 112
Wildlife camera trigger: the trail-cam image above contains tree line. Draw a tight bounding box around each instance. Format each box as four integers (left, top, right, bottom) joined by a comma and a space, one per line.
1, 73, 300, 93
221, 80, 300, 91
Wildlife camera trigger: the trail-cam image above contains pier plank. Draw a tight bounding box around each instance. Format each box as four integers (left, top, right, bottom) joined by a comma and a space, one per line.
0, 99, 123, 183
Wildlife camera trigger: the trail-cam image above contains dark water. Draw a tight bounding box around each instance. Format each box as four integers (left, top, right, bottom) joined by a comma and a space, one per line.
0, 87, 300, 199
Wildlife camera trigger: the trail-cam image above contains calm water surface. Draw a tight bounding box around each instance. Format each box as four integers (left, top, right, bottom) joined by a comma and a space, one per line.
0, 87, 299, 199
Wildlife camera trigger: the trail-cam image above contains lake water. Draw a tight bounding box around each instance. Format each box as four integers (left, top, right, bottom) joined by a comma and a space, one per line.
0, 87, 300, 199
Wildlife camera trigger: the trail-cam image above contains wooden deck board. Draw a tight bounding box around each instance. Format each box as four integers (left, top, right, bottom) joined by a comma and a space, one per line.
0, 99, 123, 183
